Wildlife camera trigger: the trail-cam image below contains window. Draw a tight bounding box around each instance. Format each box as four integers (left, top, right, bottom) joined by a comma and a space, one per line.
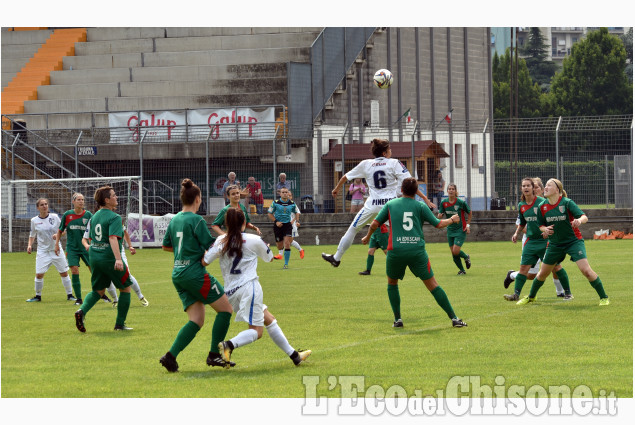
471, 144, 479, 168
454, 144, 463, 168
417, 160, 426, 181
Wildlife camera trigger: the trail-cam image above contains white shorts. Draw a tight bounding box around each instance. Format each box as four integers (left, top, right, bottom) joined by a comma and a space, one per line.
35, 250, 69, 275
227, 280, 264, 326
292, 224, 299, 238
349, 202, 384, 232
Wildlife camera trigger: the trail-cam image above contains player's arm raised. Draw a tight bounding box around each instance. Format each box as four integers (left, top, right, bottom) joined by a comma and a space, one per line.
436, 213, 461, 229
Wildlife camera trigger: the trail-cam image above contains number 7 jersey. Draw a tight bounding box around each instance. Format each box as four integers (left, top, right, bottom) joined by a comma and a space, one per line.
345, 157, 411, 207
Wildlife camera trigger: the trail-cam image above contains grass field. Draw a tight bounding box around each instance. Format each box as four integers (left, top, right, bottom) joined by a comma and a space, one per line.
1, 240, 632, 399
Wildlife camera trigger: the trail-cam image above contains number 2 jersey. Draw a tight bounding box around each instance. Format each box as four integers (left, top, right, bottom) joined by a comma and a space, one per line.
537, 196, 584, 246
204, 233, 273, 294
345, 157, 411, 209
374, 197, 441, 252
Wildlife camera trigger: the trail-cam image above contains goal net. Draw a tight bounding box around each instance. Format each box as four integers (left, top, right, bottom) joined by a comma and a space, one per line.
2, 176, 142, 252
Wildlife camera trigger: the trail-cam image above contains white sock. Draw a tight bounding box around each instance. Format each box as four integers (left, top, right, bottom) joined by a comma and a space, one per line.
510, 271, 519, 280
553, 279, 564, 294
107, 283, 118, 302
230, 329, 259, 349
291, 240, 302, 251
34, 278, 44, 296
61, 275, 73, 295
265, 320, 294, 356
130, 275, 143, 299
334, 226, 359, 261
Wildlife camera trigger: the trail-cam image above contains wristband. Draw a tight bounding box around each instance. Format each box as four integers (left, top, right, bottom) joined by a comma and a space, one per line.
466, 224, 470, 228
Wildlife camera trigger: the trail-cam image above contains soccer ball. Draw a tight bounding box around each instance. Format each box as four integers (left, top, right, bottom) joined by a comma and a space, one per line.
373, 69, 393, 89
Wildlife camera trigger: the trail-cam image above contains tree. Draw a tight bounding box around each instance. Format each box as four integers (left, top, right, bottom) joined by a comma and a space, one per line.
548, 28, 633, 116
521, 27, 558, 92
492, 49, 543, 119
619, 27, 633, 83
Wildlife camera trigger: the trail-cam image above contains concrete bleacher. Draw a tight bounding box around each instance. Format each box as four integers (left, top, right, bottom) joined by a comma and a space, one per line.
2, 27, 322, 128
1, 29, 54, 89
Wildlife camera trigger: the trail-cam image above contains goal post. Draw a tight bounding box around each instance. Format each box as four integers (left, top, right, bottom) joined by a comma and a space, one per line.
3, 176, 143, 253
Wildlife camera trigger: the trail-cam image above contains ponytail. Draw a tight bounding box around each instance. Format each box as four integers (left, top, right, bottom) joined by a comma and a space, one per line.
222, 207, 245, 259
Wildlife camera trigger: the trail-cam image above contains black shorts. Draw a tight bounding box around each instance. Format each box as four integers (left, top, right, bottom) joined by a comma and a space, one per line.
274, 222, 293, 242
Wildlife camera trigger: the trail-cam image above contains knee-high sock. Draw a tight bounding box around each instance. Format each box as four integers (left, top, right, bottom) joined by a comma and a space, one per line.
71, 274, 82, 299
555, 268, 571, 294
366, 254, 375, 272
589, 276, 608, 299
266, 320, 294, 356
115, 292, 131, 326
291, 240, 302, 251
453, 255, 464, 271
459, 250, 468, 259
34, 277, 44, 296
129, 274, 143, 299
284, 248, 291, 265
230, 328, 259, 349
107, 283, 118, 302
528, 278, 545, 298
514, 274, 528, 296
169, 320, 200, 358
61, 275, 73, 295
431, 286, 456, 319
334, 225, 360, 261
387, 284, 401, 321
80, 290, 101, 315
553, 279, 564, 294
510, 271, 519, 280
210, 311, 232, 354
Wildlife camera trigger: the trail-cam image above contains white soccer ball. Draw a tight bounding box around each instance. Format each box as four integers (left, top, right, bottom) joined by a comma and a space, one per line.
373, 69, 393, 89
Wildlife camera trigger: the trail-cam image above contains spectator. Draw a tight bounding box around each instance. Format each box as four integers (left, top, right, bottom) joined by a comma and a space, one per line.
348, 178, 367, 213
276, 173, 292, 197
246, 176, 264, 214
431, 170, 445, 209
222, 172, 241, 206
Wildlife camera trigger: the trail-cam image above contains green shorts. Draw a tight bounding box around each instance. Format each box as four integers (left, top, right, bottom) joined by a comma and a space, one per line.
543, 239, 587, 265
520, 239, 548, 266
172, 272, 225, 311
369, 230, 389, 251
447, 231, 467, 247
90, 260, 133, 291
386, 249, 434, 281
66, 249, 90, 268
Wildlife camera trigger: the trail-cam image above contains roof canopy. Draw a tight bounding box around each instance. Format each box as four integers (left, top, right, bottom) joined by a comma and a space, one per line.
322, 140, 449, 160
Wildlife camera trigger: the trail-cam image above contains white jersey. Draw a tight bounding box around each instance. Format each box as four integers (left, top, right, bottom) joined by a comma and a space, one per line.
204, 233, 273, 293
30, 214, 62, 253
345, 157, 411, 209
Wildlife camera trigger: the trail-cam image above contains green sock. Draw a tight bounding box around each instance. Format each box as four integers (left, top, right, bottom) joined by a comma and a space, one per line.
514, 274, 527, 296
556, 268, 571, 295
459, 250, 468, 259
453, 255, 464, 271
71, 274, 82, 299
115, 292, 131, 326
528, 278, 545, 299
169, 321, 201, 357
210, 311, 232, 353
366, 255, 375, 272
387, 284, 401, 321
81, 291, 101, 315
589, 276, 608, 299
431, 286, 456, 319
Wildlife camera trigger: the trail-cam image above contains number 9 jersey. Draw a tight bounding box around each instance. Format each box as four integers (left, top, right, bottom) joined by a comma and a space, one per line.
345, 156, 411, 210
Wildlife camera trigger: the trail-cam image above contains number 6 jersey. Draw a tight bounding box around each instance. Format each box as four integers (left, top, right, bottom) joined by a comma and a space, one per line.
345, 157, 411, 209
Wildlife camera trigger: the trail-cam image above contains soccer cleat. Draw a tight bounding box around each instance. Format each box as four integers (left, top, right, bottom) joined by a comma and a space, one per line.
291, 349, 312, 366
283, 264, 289, 270
358, 270, 371, 275
207, 351, 236, 368
464, 255, 471, 269
114, 323, 133, 331
563, 294, 574, 301
321, 253, 341, 268
504, 293, 519, 301
67, 294, 77, 301
503, 270, 515, 288
112, 301, 118, 309
457, 270, 467, 275
392, 318, 404, 328
101, 294, 112, 303
159, 352, 179, 373
74, 298, 83, 306
599, 298, 610, 306
273, 254, 283, 260
299, 249, 305, 259
556, 293, 565, 297
218, 341, 233, 368
26, 295, 41, 302
140, 297, 149, 307
452, 318, 468, 328
74, 309, 86, 333
516, 296, 536, 305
